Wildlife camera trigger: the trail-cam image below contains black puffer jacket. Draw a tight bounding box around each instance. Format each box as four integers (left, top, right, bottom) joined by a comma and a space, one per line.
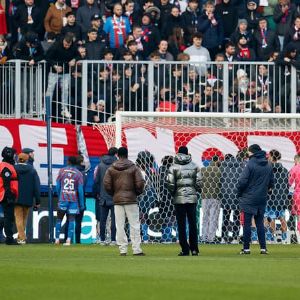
14, 163, 40, 207
237, 151, 274, 214
167, 153, 201, 205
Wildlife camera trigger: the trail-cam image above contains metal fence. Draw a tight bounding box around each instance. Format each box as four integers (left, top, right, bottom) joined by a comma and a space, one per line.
0, 60, 299, 124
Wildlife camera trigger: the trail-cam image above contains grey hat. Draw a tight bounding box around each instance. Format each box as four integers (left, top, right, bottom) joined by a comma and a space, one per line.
238, 19, 248, 26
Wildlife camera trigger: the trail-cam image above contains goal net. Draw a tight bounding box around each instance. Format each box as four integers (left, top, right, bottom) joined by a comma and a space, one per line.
114, 112, 300, 244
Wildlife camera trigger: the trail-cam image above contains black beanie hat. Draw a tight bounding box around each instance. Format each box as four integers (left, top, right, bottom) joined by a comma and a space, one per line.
248, 144, 261, 154
2, 146, 16, 163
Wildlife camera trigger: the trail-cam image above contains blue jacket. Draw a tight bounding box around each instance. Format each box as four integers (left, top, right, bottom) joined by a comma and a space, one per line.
197, 13, 224, 49
94, 155, 117, 206
237, 151, 274, 214
14, 163, 40, 207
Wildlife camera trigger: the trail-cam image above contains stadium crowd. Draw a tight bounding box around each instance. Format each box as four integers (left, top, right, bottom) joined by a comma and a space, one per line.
1, 143, 300, 255
1, 0, 300, 120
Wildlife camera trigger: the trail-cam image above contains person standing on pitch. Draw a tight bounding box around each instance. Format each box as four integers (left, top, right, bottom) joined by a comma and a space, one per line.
104, 147, 145, 256
167, 146, 201, 256
237, 144, 274, 255
55, 156, 84, 246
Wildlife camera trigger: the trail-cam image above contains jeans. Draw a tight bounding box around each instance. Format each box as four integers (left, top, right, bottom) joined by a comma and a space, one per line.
243, 210, 266, 250
100, 204, 116, 242
46, 72, 71, 109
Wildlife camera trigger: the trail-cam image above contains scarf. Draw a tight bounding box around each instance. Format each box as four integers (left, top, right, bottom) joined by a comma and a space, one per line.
293, 26, 300, 40
112, 15, 126, 48
281, 5, 290, 24
239, 48, 250, 59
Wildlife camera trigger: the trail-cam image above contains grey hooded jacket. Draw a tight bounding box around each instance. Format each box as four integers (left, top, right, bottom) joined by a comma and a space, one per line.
167, 153, 201, 205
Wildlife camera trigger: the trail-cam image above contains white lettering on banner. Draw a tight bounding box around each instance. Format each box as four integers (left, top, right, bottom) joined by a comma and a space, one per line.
248, 136, 297, 170
0, 126, 14, 151
80, 211, 97, 240
125, 127, 175, 164
19, 125, 68, 185
187, 134, 239, 167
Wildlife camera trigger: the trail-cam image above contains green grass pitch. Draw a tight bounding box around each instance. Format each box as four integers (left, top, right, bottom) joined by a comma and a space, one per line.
0, 244, 299, 300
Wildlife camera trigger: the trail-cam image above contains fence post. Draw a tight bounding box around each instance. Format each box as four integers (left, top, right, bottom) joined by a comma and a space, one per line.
81, 60, 88, 124
291, 66, 297, 113
147, 61, 154, 112
15, 60, 21, 118
223, 62, 229, 113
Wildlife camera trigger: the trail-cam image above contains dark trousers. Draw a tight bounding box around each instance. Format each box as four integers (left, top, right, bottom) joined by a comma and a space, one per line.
222, 208, 240, 241
2, 200, 15, 242
100, 204, 116, 242
175, 203, 199, 254
65, 211, 84, 244
243, 210, 266, 250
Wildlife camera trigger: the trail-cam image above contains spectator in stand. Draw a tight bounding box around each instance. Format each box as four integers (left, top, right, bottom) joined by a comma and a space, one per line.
161, 5, 183, 40
273, 0, 297, 50
253, 17, 280, 61
230, 18, 254, 48
198, 0, 224, 60
264, 150, 289, 244
104, 147, 145, 256
276, 43, 300, 112
243, 0, 261, 33
61, 10, 82, 43
289, 154, 300, 241
262, 0, 277, 31
131, 25, 146, 58
124, 0, 139, 26
41, 31, 56, 52
223, 41, 237, 62
181, 0, 200, 46
44, 0, 72, 36
45, 32, 77, 119
140, 13, 161, 58
127, 40, 144, 60
14, 31, 44, 64
13, 0, 43, 41
284, 16, 300, 52
238, 144, 274, 255
104, 3, 131, 51
14, 153, 40, 245
157, 39, 173, 61
256, 64, 273, 99
236, 34, 256, 61
220, 153, 243, 244
0, 147, 18, 245
5, 0, 23, 46
215, 0, 238, 42
85, 27, 105, 60
0, 36, 11, 64
89, 13, 106, 43
167, 145, 201, 256
184, 32, 211, 77
76, 0, 101, 40
94, 147, 118, 245
167, 26, 186, 59
158, 0, 173, 30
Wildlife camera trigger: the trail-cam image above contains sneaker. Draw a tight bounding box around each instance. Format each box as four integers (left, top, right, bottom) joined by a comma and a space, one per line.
133, 252, 146, 256
17, 239, 26, 245
239, 249, 251, 255
61, 108, 72, 119
260, 249, 269, 255
120, 253, 127, 256
231, 239, 239, 244
191, 251, 199, 256
63, 239, 71, 246
110, 241, 117, 246
99, 241, 106, 246
55, 239, 60, 245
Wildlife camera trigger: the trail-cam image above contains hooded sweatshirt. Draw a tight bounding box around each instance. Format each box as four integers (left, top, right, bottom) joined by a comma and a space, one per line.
237, 150, 274, 214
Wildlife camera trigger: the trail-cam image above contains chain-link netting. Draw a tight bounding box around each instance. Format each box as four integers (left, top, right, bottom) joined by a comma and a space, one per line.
98, 114, 300, 244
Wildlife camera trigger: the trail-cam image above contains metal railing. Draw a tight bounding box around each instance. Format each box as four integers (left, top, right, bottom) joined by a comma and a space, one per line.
0, 60, 299, 124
